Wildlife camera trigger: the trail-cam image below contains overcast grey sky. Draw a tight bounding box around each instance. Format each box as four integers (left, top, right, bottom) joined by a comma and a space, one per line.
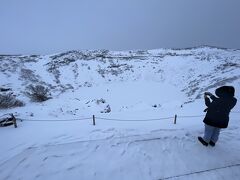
0, 0, 240, 54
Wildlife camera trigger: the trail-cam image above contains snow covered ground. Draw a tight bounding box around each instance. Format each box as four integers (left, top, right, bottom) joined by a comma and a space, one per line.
0, 46, 240, 180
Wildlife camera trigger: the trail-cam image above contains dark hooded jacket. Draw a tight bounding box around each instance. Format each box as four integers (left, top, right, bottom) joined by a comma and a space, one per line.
203, 86, 237, 128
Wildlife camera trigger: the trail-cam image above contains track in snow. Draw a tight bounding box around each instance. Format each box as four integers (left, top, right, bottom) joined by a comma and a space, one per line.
1, 128, 240, 180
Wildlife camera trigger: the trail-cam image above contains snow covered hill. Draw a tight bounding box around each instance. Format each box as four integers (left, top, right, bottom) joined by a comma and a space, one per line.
1, 46, 240, 117
0, 46, 240, 180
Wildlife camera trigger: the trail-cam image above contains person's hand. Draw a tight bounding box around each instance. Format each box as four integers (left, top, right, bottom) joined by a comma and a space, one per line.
204, 92, 212, 96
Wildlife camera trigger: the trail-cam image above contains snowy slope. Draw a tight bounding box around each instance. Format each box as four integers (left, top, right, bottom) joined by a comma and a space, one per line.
0, 46, 240, 180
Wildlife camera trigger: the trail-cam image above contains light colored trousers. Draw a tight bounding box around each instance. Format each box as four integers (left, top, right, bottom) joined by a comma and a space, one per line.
203, 124, 221, 143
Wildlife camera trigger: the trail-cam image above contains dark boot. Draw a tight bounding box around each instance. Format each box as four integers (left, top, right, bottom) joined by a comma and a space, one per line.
198, 137, 208, 146
209, 141, 215, 147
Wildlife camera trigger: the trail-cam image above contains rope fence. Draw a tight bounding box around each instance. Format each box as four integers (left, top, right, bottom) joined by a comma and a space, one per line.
1, 111, 240, 128
95, 116, 174, 122
18, 117, 92, 122
177, 115, 205, 118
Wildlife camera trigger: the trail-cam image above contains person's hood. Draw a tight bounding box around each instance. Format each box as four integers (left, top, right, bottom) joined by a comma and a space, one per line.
215, 86, 235, 98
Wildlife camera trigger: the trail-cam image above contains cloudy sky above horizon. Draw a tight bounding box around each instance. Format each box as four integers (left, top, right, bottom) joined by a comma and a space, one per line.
0, 0, 240, 55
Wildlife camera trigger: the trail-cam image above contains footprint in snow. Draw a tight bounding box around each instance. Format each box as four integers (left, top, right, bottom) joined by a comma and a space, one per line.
102, 128, 116, 133
90, 129, 101, 133
52, 134, 67, 139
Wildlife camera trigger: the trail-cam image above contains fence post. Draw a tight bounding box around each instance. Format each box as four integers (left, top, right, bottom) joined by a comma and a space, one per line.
11, 114, 17, 128
92, 115, 96, 126
174, 114, 177, 124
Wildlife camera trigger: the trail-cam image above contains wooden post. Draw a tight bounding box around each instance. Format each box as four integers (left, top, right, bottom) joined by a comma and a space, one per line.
11, 114, 17, 128
92, 115, 96, 126
174, 114, 177, 124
